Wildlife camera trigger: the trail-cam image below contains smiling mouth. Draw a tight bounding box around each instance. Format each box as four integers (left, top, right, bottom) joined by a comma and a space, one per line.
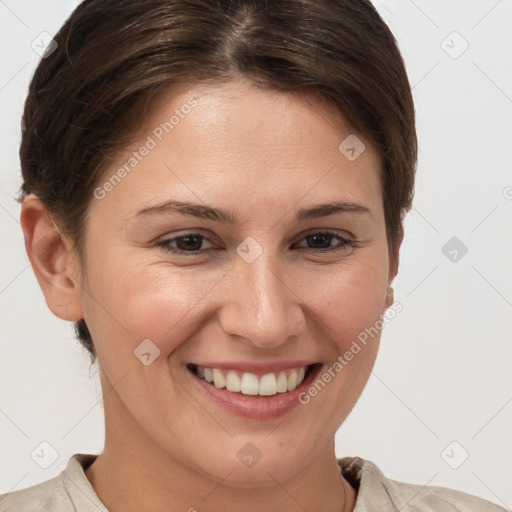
187, 364, 317, 397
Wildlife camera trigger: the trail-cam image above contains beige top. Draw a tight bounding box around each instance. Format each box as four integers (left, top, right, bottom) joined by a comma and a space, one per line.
0, 453, 507, 511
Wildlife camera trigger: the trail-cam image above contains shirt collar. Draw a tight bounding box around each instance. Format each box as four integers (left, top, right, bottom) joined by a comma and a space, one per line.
62, 453, 108, 512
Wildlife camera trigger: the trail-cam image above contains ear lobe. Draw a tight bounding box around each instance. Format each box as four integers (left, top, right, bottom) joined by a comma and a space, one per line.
385, 286, 394, 309
20, 194, 84, 322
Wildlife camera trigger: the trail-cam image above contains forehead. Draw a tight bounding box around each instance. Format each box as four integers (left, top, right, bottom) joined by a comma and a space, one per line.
92, 79, 383, 222
142, 78, 372, 154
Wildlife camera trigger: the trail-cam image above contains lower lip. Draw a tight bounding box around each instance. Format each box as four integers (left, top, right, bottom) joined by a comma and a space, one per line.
186, 365, 321, 420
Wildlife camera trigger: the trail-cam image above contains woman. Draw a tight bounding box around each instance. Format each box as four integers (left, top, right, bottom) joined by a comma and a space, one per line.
0, 0, 506, 510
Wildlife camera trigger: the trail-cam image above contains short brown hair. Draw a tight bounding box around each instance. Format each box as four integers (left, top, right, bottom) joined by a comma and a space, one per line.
18, 0, 417, 361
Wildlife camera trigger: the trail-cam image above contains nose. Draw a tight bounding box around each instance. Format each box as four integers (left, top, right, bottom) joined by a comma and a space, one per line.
218, 251, 305, 350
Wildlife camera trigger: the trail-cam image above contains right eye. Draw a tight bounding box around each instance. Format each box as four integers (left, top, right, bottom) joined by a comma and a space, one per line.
155, 231, 216, 256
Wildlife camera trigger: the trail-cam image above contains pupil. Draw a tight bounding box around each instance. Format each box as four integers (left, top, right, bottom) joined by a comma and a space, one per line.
309, 233, 331, 249
178, 235, 202, 251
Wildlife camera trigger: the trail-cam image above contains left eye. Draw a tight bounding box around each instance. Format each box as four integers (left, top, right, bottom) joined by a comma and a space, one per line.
156, 230, 354, 256
293, 231, 353, 252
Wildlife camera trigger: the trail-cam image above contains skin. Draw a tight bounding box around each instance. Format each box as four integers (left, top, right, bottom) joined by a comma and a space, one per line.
21, 78, 401, 512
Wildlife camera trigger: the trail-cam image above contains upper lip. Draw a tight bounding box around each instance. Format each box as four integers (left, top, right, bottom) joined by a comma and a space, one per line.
188, 361, 318, 374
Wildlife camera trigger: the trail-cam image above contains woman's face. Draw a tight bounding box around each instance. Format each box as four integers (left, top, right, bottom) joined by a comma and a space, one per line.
75, 79, 396, 485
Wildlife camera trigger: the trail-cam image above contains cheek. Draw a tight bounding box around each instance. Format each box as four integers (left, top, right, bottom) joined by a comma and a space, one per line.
83, 254, 229, 356
297, 261, 388, 350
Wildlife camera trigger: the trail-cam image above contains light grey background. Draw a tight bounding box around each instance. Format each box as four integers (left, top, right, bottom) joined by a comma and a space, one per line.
0, 0, 511, 507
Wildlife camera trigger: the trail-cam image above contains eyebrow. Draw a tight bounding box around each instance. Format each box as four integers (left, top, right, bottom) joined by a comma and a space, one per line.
131, 200, 372, 223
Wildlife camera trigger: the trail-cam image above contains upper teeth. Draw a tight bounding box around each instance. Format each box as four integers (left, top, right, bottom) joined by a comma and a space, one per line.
196, 366, 307, 396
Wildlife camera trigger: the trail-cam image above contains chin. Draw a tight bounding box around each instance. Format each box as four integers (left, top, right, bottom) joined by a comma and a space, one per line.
191, 439, 317, 488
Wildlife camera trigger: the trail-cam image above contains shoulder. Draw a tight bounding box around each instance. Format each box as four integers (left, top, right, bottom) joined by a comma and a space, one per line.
0, 473, 69, 512
0, 453, 104, 512
338, 456, 508, 511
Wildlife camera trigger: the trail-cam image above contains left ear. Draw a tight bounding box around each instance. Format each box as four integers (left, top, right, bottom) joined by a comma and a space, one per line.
385, 225, 404, 308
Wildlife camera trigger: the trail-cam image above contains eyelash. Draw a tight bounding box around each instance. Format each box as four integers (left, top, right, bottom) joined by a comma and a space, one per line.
155, 230, 355, 257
